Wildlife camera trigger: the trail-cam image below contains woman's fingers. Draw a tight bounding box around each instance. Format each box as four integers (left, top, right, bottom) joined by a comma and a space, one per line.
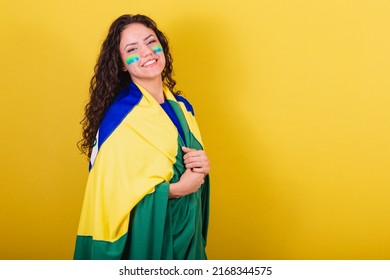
183, 148, 206, 162
184, 153, 206, 164
182, 146, 210, 175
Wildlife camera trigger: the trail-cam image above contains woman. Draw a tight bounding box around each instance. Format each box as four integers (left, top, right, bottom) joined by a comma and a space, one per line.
74, 14, 210, 260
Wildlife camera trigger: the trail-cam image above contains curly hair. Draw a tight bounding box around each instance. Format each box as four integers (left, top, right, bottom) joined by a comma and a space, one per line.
78, 14, 180, 158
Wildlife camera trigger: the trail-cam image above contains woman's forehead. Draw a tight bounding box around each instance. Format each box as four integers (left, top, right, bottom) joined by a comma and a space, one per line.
121, 23, 156, 42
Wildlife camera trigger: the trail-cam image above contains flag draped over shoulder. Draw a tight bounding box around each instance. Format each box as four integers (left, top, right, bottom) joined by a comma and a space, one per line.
74, 82, 210, 260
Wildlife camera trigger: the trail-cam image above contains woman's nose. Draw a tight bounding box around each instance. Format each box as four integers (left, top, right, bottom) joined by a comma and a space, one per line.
140, 45, 153, 57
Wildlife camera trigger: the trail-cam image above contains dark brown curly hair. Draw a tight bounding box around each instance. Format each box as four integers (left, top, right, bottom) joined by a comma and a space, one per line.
78, 14, 180, 158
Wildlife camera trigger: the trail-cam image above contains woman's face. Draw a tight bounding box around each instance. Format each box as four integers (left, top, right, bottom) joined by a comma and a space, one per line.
119, 23, 166, 84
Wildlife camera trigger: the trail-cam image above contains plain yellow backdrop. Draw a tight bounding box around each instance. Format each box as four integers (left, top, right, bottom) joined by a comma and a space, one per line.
1, 0, 389, 259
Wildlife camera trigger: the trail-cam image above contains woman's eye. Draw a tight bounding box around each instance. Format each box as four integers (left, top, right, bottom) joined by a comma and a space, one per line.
127, 48, 136, 53
148, 40, 156, 45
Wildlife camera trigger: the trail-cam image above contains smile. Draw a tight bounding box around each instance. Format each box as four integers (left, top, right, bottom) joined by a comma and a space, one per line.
143, 59, 157, 67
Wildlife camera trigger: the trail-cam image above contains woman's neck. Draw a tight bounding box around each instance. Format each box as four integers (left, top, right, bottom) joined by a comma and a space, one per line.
134, 78, 164, 104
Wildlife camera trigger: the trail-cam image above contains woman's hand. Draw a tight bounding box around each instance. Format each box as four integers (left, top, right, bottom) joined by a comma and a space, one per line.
182, 146, 210, 175
168, 146, 210, 199
169, 169, 204, 198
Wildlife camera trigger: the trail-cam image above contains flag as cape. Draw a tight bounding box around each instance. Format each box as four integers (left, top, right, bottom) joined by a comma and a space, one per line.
74, 82, 210, 259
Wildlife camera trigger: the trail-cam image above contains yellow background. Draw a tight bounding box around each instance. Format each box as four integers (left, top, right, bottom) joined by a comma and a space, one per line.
1, 0, 389, 259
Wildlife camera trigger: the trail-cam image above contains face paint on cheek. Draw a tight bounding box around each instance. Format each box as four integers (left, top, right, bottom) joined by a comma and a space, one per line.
125, 54, 140, 65
152, 45, 163, 54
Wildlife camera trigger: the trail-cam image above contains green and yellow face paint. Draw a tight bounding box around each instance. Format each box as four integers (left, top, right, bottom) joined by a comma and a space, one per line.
125, 46, 162, 65
152, 45, 163, 54
125, 54, 140, 65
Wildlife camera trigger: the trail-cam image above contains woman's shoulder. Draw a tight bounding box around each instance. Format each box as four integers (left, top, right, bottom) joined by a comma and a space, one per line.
175, 95, 195, 116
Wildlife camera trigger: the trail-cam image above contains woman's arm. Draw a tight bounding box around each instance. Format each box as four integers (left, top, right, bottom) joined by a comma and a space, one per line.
169, 169, 205, 198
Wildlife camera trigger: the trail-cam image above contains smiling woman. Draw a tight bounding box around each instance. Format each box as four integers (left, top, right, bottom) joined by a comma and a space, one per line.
119, 23, 167, 99
74, 14, 211, 260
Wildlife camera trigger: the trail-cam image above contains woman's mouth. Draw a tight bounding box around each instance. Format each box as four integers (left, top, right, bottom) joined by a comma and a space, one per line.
143, 59, 157, 67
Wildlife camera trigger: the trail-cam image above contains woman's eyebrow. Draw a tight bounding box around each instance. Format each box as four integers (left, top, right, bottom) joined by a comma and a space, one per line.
124, 42, 138, 50
123, 34, 155, 50
144, 34, 154, 41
